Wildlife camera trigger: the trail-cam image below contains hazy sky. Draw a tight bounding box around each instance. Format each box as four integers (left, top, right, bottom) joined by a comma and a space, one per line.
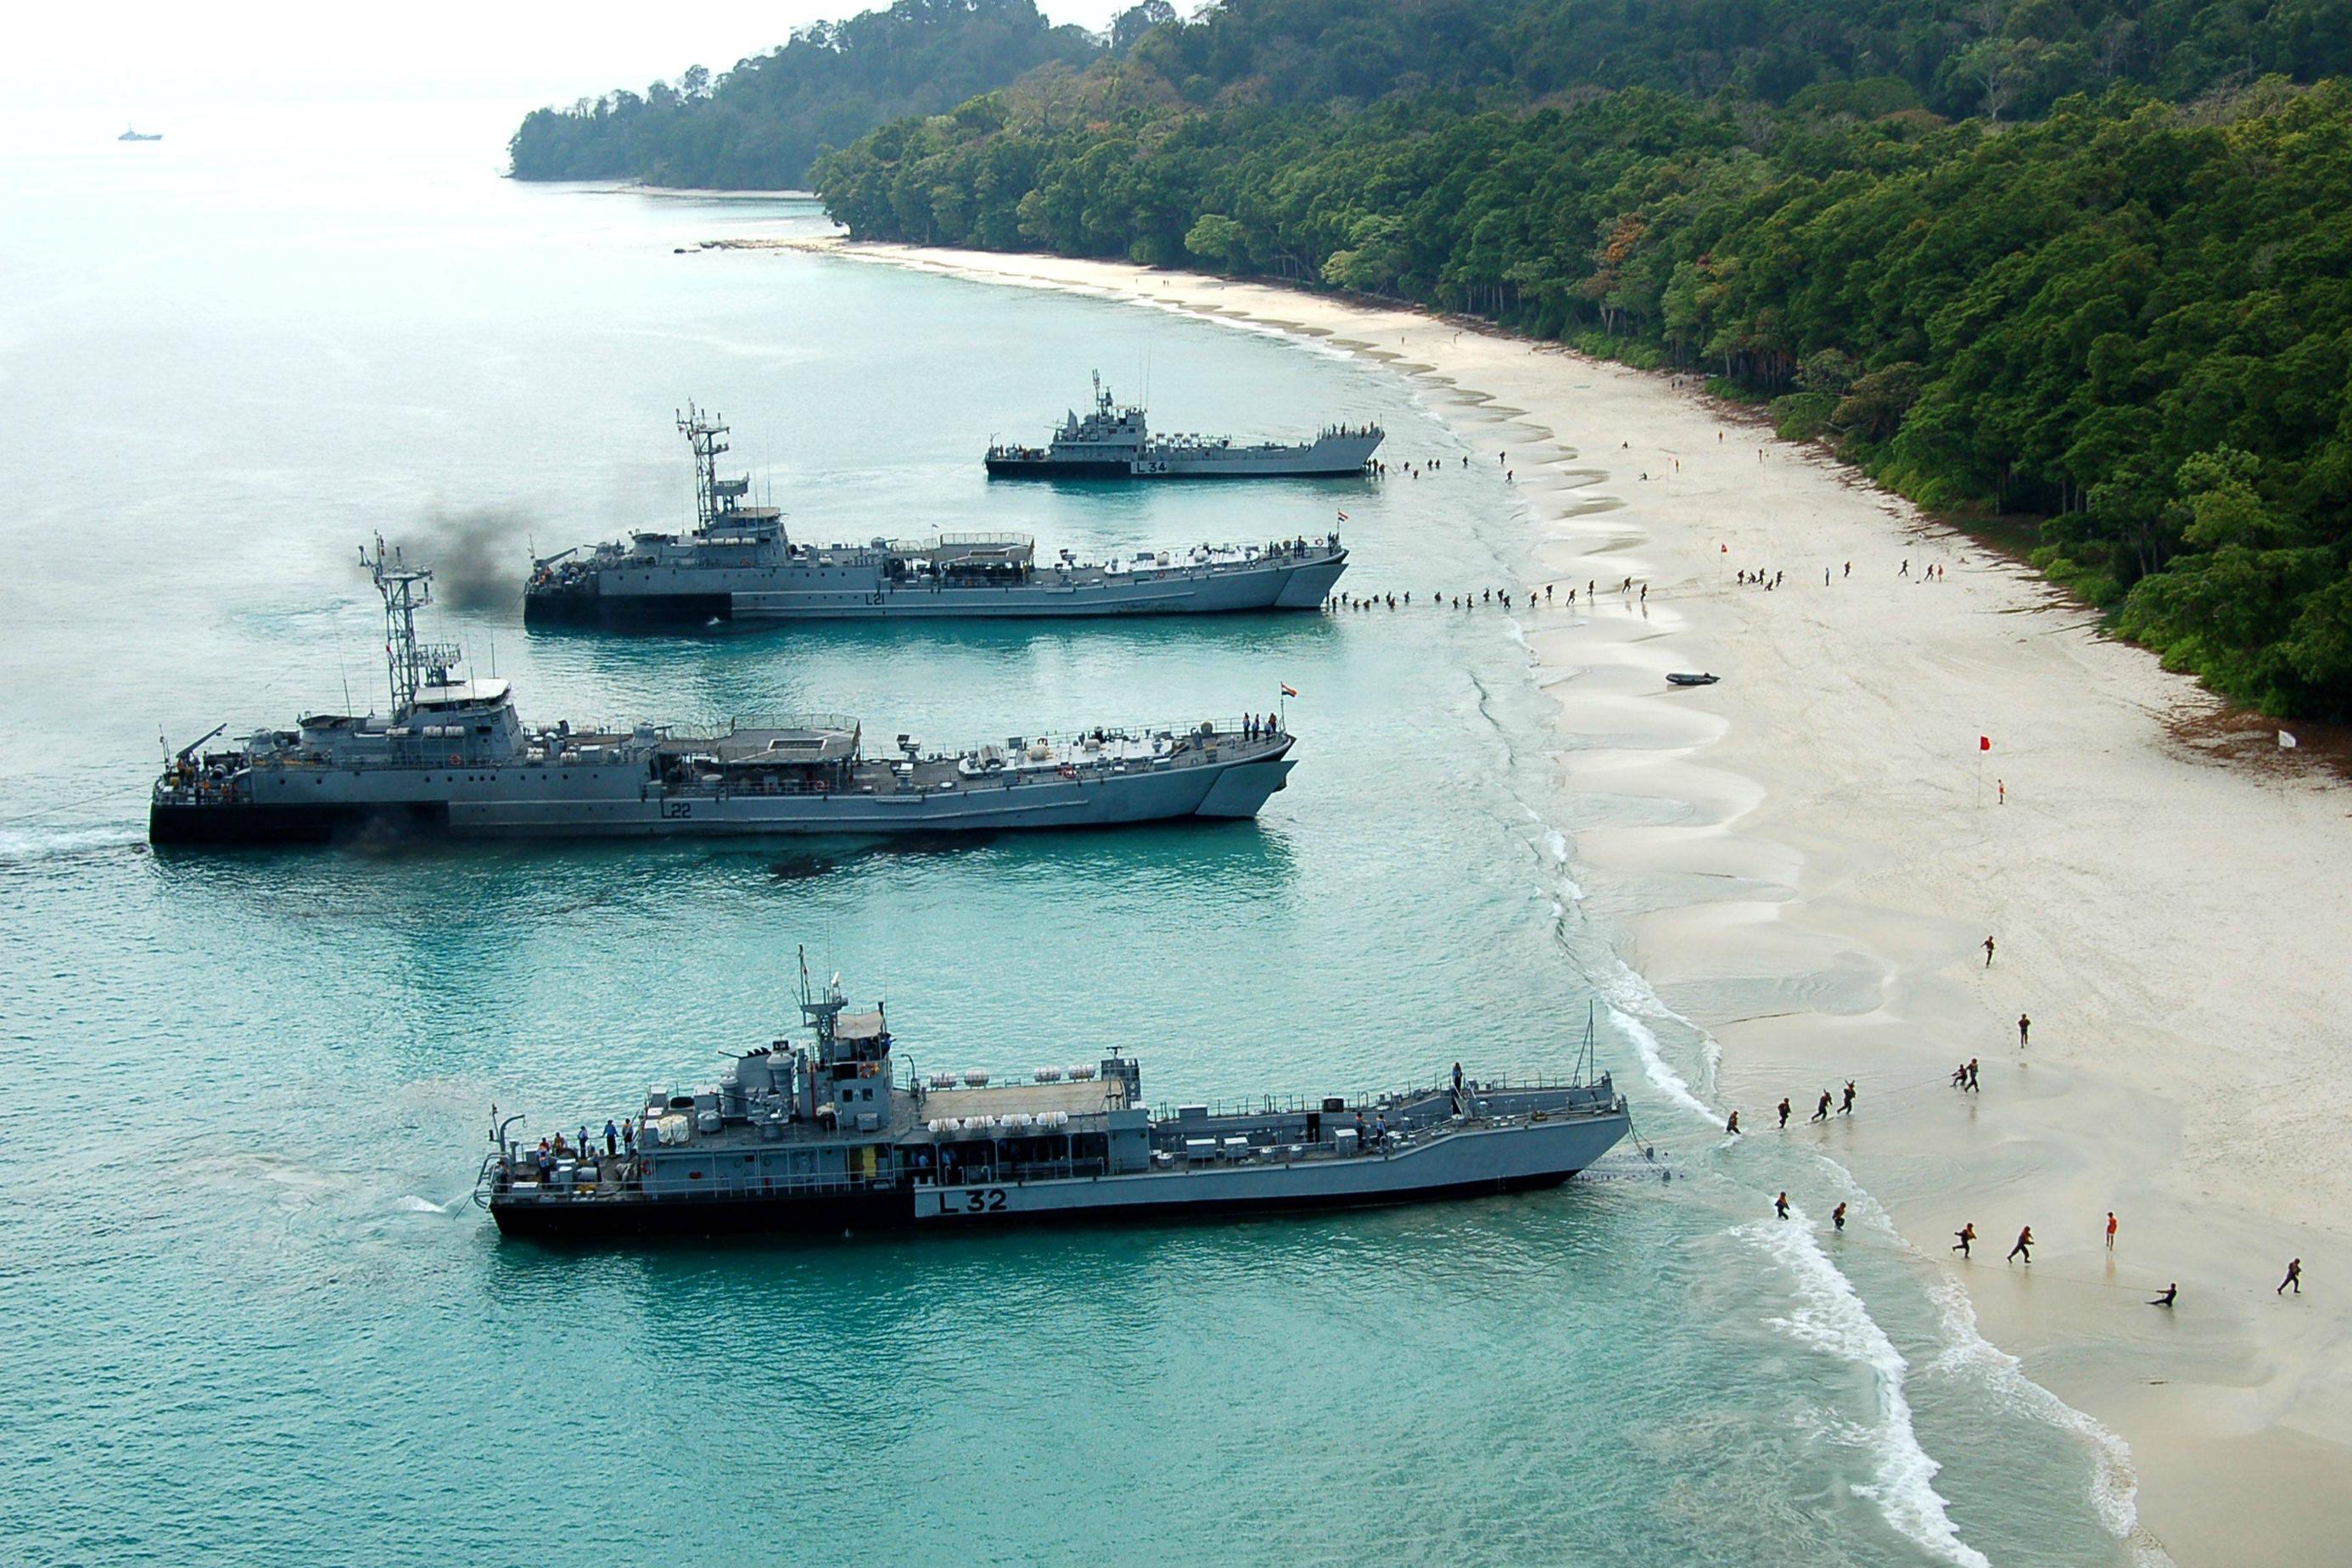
2, 0, 1134, 117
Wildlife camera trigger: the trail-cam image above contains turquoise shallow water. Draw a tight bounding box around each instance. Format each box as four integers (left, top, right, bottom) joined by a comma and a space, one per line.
1, 104, 2136, 1565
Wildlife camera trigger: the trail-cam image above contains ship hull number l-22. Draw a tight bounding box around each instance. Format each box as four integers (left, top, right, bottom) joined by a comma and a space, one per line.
662, 801, 692, 819
933, 1188, 1007, 1216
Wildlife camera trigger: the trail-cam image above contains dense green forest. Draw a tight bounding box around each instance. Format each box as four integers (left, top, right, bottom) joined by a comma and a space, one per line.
811, 0, 2352, 718
507, 0, 1110, 188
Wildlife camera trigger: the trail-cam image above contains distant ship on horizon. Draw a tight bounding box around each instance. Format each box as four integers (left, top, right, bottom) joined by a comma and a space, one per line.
118, 126, 162, 142
987, 372, 1383, 479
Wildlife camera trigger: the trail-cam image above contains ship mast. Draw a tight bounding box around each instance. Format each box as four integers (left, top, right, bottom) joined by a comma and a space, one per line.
362, 535, 460, 719
678, 402, 752, 533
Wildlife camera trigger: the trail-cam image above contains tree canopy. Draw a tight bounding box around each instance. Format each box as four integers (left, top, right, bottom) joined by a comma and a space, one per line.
810, 0, 2352, 718
507, 0, 1103, 189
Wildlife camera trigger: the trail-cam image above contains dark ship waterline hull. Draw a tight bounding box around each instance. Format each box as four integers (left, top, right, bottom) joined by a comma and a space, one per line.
519, 591, 1336, 630
490, 1169, 1583, 1241
148, 758, 1294, 847
148, 801, 453, 846
983, 458, 1375, 479
522, 591, 734, 630
520, 561, 1347, 630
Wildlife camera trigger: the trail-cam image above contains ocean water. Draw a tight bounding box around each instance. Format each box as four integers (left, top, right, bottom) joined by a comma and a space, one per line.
0, 104, 2138, 1565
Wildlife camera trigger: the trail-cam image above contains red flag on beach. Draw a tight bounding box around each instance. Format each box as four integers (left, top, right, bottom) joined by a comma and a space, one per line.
1980, 736, 1991, 752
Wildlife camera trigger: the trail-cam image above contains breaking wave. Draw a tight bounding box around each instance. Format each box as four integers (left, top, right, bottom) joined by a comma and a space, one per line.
1739, 1211, 1991, 1568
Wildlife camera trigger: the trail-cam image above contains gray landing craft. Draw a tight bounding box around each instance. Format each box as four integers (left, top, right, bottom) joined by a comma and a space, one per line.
149, 543, 1296, 847
524, 405, 1348, 630
480, 960, 1630, 1240
987, 372, 1383, 479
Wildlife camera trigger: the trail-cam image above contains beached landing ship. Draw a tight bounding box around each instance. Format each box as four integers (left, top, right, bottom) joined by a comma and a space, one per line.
150, 543, 1296, 847
524, 405, 1347, 629
986, 373, 1383, 479
479, 960, 1630, 1240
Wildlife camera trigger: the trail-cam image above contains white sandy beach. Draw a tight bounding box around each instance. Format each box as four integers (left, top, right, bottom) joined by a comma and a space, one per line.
776, 237, 2350, 1564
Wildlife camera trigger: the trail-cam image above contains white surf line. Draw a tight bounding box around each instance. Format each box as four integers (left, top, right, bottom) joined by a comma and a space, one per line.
1737, 1206, 1991, 1568
1533, 773, 2149, 1562
1923, 1271, 2165, 1565
1828, 1178, 2164, 1564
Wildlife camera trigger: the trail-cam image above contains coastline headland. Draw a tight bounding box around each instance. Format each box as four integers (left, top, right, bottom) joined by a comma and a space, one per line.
764, 234, 2352, 1565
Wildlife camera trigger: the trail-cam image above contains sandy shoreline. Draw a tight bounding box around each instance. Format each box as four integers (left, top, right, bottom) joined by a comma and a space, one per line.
770, 236, 2349, 1564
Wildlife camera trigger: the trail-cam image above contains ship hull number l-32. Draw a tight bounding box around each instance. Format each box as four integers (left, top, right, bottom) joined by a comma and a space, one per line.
932, 1188, 1007, 1215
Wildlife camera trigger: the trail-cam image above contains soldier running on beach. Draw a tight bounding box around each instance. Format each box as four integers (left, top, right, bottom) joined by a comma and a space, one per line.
1984, 936, 1996, 967
1967, 1058, 1980, 1091
1840, 1081, 1856, 1116
1775, 1191, 1790, 1219
1951, 1062, 1970, 1088
1953, 1224, 1977, 1258
2018, 1013, 2031, 1048
2008, 1225, 2035, 1263
1726, 1110, 1740, 1135
2279, 1257, 2303, 1295
1832, 1202, 1847, 1233
1778, 1096, 1792, 1129
1812, 1089, 1832, 1123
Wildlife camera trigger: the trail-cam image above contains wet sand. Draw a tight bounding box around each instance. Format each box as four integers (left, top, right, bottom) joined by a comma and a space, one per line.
775, 236, 2352, 1565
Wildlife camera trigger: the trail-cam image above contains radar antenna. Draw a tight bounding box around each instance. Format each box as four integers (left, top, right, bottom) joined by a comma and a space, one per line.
362, 535, 462, 719
797, 944, 849, 1054
678, 401, 753, 532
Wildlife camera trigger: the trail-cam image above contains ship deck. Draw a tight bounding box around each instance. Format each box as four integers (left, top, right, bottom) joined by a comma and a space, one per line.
916, 1079, 1131, 1124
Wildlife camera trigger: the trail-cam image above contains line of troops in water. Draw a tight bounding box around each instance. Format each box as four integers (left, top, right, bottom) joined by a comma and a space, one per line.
155, 380, 1634, 1242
